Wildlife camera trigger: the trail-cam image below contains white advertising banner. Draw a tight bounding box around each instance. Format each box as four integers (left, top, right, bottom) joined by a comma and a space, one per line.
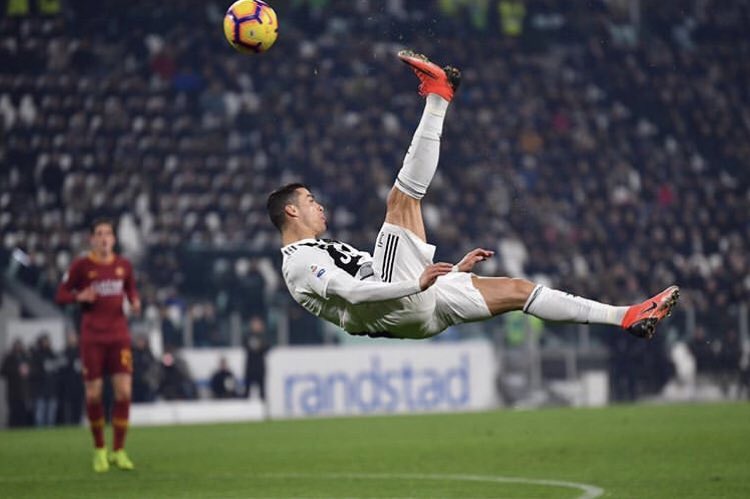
267, 340, 498, 419
181, 348, 246, 381
5, 319, 65, 351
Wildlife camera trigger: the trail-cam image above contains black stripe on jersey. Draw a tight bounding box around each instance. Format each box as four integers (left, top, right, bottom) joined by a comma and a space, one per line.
381, 234, 393, 282
282, 245, 300, 256
523, 285, 543, 313
388, 236, 400, 282
382, 234, 399, 283
380, 236, 388, 281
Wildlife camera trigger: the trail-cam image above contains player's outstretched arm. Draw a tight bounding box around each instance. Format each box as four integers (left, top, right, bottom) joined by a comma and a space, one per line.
455, 248, 494, 273
321, 262, 453, 305
287, 246, 454, 305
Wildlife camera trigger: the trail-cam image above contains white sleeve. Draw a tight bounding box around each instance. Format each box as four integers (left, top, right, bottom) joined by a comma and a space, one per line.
325, 271, 422, 304
288, 248, 421, 305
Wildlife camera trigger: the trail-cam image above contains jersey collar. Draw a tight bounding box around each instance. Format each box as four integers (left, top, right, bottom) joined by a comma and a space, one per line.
281, 238, 318, 251
87, 252, 116, 265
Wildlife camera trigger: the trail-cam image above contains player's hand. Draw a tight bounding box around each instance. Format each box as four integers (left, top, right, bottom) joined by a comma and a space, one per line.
419, 262, 454, 290
456, 248, 494, 273
76, 286, 97, 303
131, 298, 142, 316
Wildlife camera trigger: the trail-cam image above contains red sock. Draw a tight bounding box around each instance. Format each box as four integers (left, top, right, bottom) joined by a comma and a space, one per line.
86, 402, 105, 449
112, 399, 130, 451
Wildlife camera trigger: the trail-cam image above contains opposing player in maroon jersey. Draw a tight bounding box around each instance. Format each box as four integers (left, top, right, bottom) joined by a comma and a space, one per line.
56, 219, 140, 472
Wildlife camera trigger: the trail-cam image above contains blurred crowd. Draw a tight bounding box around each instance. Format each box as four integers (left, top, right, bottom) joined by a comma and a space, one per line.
1, 333, 82, 427
1, 322, 270, 427
1, 1, 748, 354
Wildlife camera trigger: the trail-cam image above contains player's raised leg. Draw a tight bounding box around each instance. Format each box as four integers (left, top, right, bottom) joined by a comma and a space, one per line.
385, 50, 461, 242
471, 276, 679, 338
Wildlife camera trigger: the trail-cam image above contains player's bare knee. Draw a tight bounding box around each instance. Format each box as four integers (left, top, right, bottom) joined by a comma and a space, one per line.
385, 190, 401, 218
385, 188, 426, 239
114, 390, 131, 402
494, 277, 532, 305
85, 390, 102, 404
511, 278, 534, 298
113, 376, 132, 401
386, 186, 418, 214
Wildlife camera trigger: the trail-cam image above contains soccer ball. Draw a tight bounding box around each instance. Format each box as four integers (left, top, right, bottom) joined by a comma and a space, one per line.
223, 0, 278, 54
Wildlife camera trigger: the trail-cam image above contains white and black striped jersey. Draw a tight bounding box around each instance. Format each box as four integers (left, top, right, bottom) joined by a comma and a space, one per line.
280, 238, 422, 333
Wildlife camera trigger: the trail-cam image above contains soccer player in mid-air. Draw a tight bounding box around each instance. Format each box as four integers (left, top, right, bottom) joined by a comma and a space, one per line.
56, 219, 140, 472
268, 50, 679, 342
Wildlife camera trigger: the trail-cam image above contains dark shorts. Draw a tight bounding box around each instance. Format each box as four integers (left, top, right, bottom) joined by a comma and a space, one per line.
80, 338, 133, 382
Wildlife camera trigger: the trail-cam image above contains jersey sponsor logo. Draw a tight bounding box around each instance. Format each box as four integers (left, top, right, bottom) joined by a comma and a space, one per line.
91, 279, 124, 296
310, 265, 327, 279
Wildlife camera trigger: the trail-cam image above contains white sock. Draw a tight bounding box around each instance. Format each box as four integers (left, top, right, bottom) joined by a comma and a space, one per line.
523, 285, 628, 326
395, 94, 450, 199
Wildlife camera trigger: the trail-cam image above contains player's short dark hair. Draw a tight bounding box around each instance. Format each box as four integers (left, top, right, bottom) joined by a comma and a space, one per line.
267, 183, 308, 232
90, 217, 115, 234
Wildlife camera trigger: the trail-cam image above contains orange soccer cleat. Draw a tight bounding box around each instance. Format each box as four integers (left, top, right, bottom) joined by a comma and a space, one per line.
621, 285, 680, 339
397, 50, 461, 102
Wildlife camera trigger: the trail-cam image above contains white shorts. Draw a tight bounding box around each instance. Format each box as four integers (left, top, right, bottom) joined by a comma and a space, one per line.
370, 223, 491, 338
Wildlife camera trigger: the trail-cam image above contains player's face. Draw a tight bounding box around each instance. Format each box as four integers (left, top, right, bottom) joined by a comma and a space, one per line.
90, 223, 116, 257
294, 188, 327, 236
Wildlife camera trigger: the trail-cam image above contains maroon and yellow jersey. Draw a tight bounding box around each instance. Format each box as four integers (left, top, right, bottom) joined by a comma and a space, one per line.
56, 253, 139, 342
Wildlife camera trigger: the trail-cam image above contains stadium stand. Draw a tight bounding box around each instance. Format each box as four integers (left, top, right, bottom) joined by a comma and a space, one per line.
1, 0, 748, 400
